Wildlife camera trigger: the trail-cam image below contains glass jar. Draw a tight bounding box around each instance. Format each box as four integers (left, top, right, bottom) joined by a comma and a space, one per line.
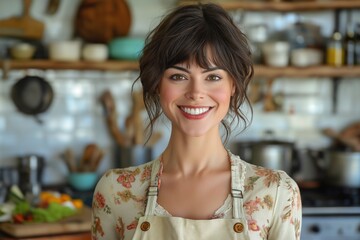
326, 32, 345, 66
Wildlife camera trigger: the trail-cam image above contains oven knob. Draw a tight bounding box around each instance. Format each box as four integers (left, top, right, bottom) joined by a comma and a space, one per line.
309, 225, 320, 233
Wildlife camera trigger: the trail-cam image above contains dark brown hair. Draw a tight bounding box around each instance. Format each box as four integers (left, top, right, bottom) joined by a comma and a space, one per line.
137, 3, 254, 143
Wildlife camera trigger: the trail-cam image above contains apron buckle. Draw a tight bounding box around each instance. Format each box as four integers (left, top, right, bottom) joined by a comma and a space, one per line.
147, 186, 158, 196
231, 189, 243, 198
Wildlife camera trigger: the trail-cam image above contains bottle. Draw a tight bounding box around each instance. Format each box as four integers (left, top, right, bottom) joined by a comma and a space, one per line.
344, 24, 355, 66
355, 23, 360, 65
326, 32, 345, 66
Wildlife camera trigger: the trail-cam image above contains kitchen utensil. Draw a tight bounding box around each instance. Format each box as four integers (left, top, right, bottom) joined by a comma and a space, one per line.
75, 0, 131, 43
99, 90, 129, 147
17, 154, 44, 205
11, 75, 54, 123
79, 143, 104, 172
293, 148, 319, 182
233, 140, 298, 175
125, 90, 145, 145
79, 143, 97, 172
45, 0, 61, 15
48, 40, 82, 62
61, 149, 77, 172
252, 140, 297, 174
314, 150, 360, 188
263, 78, 278, 112
322, 127, 360, 151
0, 0, 44, 39
116, 145, 152, 168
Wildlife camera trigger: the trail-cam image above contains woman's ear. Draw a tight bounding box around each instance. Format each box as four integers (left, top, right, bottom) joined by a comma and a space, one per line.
231, 82, 236, 96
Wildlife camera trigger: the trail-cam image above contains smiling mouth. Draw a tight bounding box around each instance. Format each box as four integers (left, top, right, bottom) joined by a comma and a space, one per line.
179, 106, 212, 115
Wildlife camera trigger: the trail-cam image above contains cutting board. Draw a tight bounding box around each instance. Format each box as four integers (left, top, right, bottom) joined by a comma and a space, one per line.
0, 207, 91, 238
0, 0, 44, 39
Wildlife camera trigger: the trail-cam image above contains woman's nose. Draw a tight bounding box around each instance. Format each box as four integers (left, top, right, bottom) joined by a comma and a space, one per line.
185, 81, 205, 100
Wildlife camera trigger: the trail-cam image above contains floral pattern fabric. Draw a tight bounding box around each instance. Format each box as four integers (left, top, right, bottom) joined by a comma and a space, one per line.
91, 152, 302, 240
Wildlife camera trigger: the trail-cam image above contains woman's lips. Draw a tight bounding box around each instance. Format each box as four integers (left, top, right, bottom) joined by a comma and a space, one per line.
179, 106, 212, 119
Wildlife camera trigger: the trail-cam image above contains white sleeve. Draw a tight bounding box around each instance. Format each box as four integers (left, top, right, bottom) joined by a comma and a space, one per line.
268, 172, 302, 240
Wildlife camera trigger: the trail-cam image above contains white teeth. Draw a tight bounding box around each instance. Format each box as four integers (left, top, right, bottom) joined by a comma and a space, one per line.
182, 107, 210, 115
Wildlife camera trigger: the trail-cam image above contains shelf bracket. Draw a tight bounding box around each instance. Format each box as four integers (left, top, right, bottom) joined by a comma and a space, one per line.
1, 60, 10, 80
332, 77, 340, 114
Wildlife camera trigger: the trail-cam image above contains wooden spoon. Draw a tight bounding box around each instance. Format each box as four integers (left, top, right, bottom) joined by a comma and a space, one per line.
322, 128, 360, 151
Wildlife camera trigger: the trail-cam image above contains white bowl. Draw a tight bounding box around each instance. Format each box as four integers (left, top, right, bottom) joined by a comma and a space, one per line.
49, 41, 81, 62
262, 41, 290, 67
82, 44, 108, 62
291, 48, 323, 67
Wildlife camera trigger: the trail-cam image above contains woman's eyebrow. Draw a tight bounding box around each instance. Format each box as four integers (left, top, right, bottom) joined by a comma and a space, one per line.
202, 67, 223, 73
169, 65, 190, 73
169, 65, 223, 73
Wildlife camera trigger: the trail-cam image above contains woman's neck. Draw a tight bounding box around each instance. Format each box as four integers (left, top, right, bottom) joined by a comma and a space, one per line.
161, 131, 229, 177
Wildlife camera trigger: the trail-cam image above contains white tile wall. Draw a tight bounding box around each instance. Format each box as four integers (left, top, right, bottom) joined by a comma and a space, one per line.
1, 71, 360, 185
0, 70, 166, 185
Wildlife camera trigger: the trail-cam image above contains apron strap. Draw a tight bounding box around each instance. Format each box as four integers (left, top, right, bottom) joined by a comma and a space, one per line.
231, 157, 245, 219
144, 159, 161, 216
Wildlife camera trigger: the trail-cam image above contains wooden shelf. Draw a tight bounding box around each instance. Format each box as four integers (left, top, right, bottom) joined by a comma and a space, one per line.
254, 65, 360, 78
1, 60, 139, 71
178, 0, 360, 11
1, 60, 360, 78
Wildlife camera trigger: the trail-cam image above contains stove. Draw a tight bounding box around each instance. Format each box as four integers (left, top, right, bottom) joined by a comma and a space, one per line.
300, 186, 360, 240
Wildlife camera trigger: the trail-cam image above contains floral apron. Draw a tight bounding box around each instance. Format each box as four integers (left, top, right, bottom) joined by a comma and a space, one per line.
132, 158, 250, 240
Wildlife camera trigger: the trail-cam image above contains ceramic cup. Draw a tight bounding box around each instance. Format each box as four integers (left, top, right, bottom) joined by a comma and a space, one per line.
82, 43, 108, 62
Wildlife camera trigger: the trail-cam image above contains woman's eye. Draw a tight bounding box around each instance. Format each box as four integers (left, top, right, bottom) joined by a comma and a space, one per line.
207, 75, 222, 81
170, 74, 187, 81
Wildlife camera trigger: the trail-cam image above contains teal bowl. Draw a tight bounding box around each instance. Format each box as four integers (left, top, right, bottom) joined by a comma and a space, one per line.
67, 172, 98, 191
108, 37, 145, 60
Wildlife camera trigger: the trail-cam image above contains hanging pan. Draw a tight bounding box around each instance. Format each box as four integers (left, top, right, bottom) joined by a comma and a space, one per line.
11, 75, 54, 123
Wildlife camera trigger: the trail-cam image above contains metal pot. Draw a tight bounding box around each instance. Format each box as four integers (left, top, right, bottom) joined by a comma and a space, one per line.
315, 151, 360, 188
233, 140, 298, 175
252, 140, 297, 174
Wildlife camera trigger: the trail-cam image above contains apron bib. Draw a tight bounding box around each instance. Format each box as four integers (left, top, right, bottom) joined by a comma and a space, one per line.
133, 157, 250, 240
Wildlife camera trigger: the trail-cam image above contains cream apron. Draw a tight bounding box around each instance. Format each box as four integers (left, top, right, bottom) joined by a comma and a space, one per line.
132, 158, 250, 240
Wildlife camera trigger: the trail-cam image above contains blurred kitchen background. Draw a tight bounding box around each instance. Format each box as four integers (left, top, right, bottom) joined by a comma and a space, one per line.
1, 0, 360, 237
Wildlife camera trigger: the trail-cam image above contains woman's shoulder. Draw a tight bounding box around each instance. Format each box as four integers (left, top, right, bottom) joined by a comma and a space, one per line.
95, 159, 157, 196
229, 151, 299, 192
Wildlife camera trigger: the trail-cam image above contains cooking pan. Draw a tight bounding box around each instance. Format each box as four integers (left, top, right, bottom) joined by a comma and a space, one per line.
11, 75, 54, 123
233, 140, 299, 176
313, 150, 360, 188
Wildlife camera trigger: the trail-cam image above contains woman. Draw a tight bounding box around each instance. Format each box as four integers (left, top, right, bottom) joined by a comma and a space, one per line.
92, 3, 302, 240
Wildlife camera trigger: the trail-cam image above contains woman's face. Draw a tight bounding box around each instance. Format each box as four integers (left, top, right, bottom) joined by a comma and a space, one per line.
159, 60, 235, 137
